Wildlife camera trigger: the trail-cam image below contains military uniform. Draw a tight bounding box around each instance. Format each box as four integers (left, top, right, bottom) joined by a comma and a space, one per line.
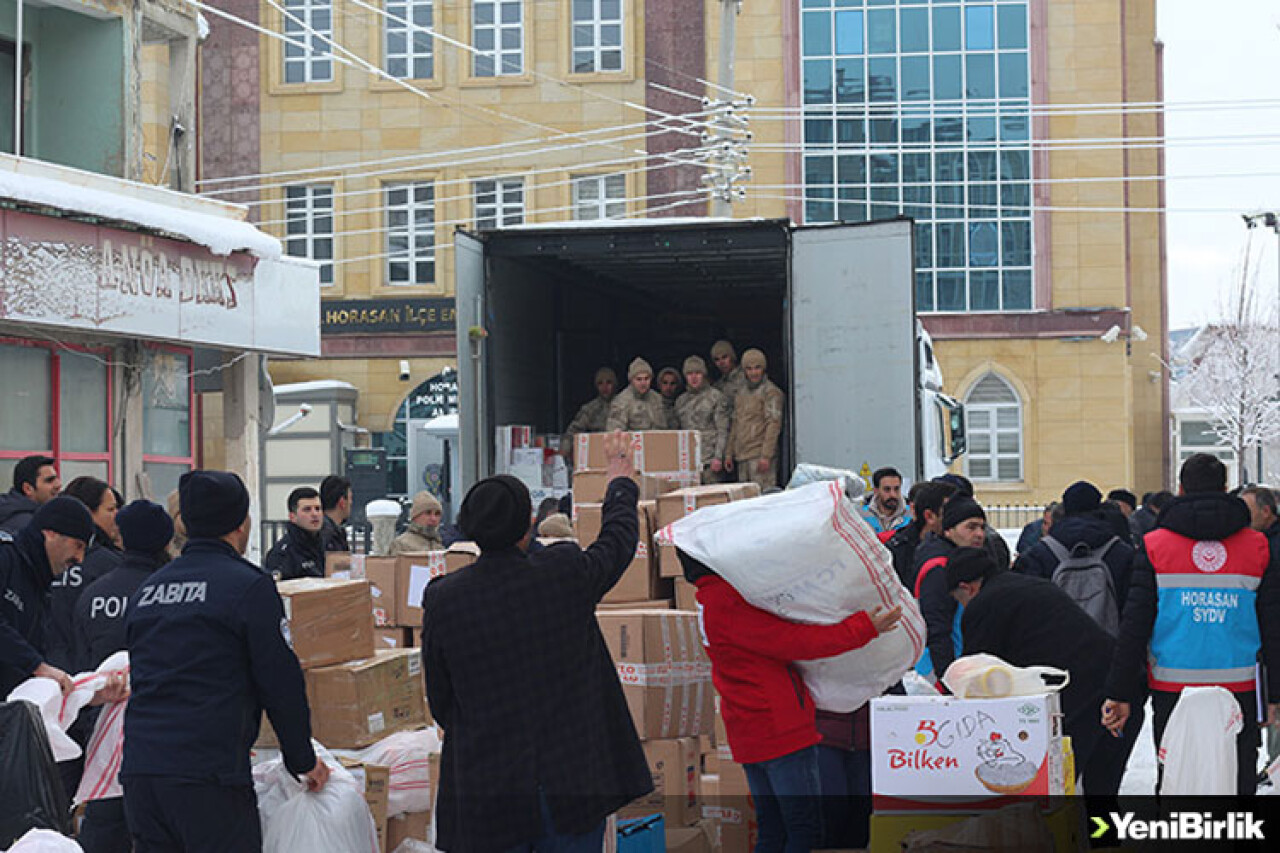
565, 395, 613, 436
729, 379, 785, 490
660, 395, 679, 429
263, 523, 324, 580
390, 522, 445, 555
714, 366, 748, 404
606, 387, 669, 432
675, 385, 730, 483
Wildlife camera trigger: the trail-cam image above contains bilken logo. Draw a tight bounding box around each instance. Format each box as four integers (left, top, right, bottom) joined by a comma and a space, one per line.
1094, 812, 1264, 842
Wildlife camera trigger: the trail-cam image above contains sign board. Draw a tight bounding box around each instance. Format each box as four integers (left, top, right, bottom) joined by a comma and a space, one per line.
406, 371, 459, 420
321, 298, 457, 335
0, 208, 320, 356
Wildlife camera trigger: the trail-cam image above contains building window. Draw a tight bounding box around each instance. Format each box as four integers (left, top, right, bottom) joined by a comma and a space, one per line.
385, 0, 434, 79
283, 0, 334, 84
800, 0, 1033, 314
0, 40, 29, 155
284, 184, 334, 286
142, 347, 194, 501
0, 340, 112, 486
572, 0, 624, 74
474, 178, 525, 229
386, 182, 436, 285
473, 0, 524, 77
573, 173, 627, 220
964, 373, 1022, 482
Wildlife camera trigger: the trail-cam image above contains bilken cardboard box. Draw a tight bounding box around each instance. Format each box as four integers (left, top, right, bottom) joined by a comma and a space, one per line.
307, 648, 429, 749
575, 501, 670, 604
575, 431, 703, 474
597, 610, 714, 739
870, 693, 1064, 811
276, 578, 375, 669
620, 737, 702, 827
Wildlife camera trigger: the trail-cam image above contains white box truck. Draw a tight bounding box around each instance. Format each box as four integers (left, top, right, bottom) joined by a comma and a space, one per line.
454, 217, 964, 492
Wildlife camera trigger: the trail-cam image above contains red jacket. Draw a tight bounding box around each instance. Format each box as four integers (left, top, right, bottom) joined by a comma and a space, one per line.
695, 575, 880, 765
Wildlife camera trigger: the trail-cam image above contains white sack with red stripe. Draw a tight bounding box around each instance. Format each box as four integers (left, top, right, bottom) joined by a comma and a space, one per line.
658, 479, 925, 712
73, 651, 131, 804
6, 650, 129, 767
350, 727, 441, 818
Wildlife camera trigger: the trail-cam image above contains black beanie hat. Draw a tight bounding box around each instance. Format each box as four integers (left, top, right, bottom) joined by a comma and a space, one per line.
1062, 481, 1102, 516
179, 470, 250, 539
945, 546, 996, 591
117, 500, 174, 555
941, 496, 986, 531
458, 475, 533, 551
31, 496, 95, 544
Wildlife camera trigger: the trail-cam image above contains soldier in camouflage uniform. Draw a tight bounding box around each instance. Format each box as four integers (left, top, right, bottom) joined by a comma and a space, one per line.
607, 358, 669, 431
726, 349, 785, 490
711, 340, 748, 403
565, 367, 617, 437
656, 367, 682, 429
674, 356, 730, 484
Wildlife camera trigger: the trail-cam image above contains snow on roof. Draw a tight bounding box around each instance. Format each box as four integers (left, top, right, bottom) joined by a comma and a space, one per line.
197, 12, 210, 41
274, 380, 359, 396
0, 162, 281, 259
485, 216, 768, 232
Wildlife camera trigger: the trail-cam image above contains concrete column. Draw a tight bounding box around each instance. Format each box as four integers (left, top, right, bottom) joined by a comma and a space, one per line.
117, 345, 146, 499
224, 352, 263, 563
167, 34, 196, 192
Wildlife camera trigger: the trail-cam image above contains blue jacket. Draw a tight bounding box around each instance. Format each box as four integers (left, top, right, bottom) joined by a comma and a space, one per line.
46, 529, 122, 672
0, 526, 53, 695
73, 550, 165, 673
123, 539, 315, 785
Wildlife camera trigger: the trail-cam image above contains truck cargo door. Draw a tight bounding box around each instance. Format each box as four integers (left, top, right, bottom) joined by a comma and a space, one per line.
789, 220, 922, 481
455, 229, 488, 492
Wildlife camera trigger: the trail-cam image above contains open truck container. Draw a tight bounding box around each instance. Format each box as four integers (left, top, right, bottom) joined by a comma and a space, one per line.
454, 217, 943, 493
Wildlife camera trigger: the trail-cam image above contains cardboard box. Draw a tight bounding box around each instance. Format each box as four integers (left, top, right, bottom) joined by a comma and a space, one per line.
598, 599, 672, 612
870, 693, 1064, 811
325, 551, 353, 578
867, 802, 1086, 853
700, 774, 756, 853
573, 470, 699, 505
444, 542, 481, 573
496, 425, 533, 471
277, 578, 375, 670
576, 502, 669, 604
364, 553, 449, 627
374, 627, 413, 650
621, 737, 701, 826
666, 821, 715, 853
362, 557, 399, 627
674, 577, 697, 612
598, 610, 714, 739
575, 431, 703, 474
386, 811, 430, 851
339, 758, 390, 852
307, 649, 428, 748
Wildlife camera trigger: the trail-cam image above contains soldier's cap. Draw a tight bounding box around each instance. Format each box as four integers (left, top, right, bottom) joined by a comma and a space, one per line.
179, 470, 250, 539
741, 348, 767, 370
537, 513, 574, 539
411, 490, 442, 520
710, 340, 736, 361
628, 358, 653, 380
594, 366, 617, 386
657, 367, 681, 384
683, 355, 708, 375
31, 497, 95, 544
117, 500, 174, 555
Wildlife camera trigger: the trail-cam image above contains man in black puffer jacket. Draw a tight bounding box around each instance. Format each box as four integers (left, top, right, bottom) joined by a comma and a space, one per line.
1015, 481, 1137, 613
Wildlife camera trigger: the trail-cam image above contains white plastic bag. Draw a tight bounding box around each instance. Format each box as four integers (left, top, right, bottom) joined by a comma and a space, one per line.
351, 728, 442, 818
5, 829, 83, 851
254, 744, 379, 853
1159, 686, 1243, 795
659, 479, 925, 712
942, 654, 1069, 699
785, 464, 865, 497
5, 652, 129, 763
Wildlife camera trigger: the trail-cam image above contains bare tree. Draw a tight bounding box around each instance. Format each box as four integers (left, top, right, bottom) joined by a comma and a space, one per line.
1177, 250, 1280, 486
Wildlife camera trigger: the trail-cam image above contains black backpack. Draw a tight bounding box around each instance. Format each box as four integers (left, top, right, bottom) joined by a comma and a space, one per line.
1044, 536, 1121, 636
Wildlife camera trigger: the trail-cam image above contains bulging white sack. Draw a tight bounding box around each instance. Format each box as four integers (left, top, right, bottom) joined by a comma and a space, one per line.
254, 744, 379, 853
659, 479, 925, 712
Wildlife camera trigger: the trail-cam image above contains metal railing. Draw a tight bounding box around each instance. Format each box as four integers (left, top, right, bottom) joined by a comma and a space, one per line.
983, 504, 1046, 531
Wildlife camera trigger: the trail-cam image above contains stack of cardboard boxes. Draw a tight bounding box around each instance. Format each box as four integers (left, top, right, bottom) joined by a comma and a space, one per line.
497, 424, 570, 509
361, 544, 480, 646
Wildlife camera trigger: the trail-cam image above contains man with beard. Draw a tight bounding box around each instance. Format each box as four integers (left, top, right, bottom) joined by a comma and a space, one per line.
860, 467, 911, 536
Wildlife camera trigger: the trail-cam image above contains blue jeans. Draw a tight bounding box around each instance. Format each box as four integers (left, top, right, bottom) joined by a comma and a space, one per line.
743, 746, 823, 853
815, 746, 871, 849
500, 789, 605, 853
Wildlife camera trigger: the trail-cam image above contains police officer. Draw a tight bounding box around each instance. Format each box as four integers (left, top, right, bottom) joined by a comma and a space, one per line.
264, 486, 325, 580
73, 499, 172, 853
123, 470, 328, 852
47, 476, 122, 673
0, 496, 97, 696
319, 475, 353, 553
606, 358, 668, 431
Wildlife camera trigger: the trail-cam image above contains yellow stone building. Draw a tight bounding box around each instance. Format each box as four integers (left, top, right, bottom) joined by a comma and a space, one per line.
198, 0, 1166, 503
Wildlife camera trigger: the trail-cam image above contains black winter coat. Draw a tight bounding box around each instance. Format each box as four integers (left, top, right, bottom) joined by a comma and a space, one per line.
74, 550, 165, 672
912, 534, 961, 681
263, 523, 324, 580
961, 571, 1115, 738
0, 490, 37, 536
1105, 493, 1280, 703
321, 515, 349, 553
422, 477, 652, 852
46, 528, 121, 672
885, 522, 922, 588
1013, 514, 1136, 612
0, 526, 53, 695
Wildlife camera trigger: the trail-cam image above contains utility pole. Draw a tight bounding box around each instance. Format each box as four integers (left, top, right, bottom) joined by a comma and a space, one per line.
708, 0, 750, 217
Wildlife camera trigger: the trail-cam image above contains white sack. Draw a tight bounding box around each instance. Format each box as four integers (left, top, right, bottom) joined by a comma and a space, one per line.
353, 728, 442, 818
254, 744, 379, 853
659, 479, 925, 712
73, 651, 131, 804
943, 654, 1069, 699
786, 464, 865, 496
1159, 686, 1243, 796
6, 652, 129, 763
5, 830, 83, 852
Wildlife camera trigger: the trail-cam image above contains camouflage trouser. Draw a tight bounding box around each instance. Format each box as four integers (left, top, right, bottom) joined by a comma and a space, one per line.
736, 457, 778, 491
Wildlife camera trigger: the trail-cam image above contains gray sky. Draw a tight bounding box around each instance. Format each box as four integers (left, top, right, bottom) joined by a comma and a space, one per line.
1158, 0, 1280, 329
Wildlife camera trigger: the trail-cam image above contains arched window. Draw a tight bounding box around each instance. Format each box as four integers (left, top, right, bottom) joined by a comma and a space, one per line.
964, 373, 1022, 482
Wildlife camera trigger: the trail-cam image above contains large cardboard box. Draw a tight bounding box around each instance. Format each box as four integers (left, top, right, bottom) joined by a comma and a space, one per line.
654, 484, 760, 577
666, 821, 715, 853
573, 470, 699, 504
576, 501, 669, 604
700, 774, 756, 853
597, 610, 713, 739
598, 599, 672, 612
867, 803, 1086, 853
277, 578, 375, 670
307, 649, 429, 748
386, 811, 430, 850
575, 431, 702, 474
674, 577, 697, 612
870, 693, 1064, 811
324, 551, 354, 578
374, 627, 414, 650
621, 737, 701, 827
339, 758, 390, 852
364, 553, 449, 627
444, 542, 481, 572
